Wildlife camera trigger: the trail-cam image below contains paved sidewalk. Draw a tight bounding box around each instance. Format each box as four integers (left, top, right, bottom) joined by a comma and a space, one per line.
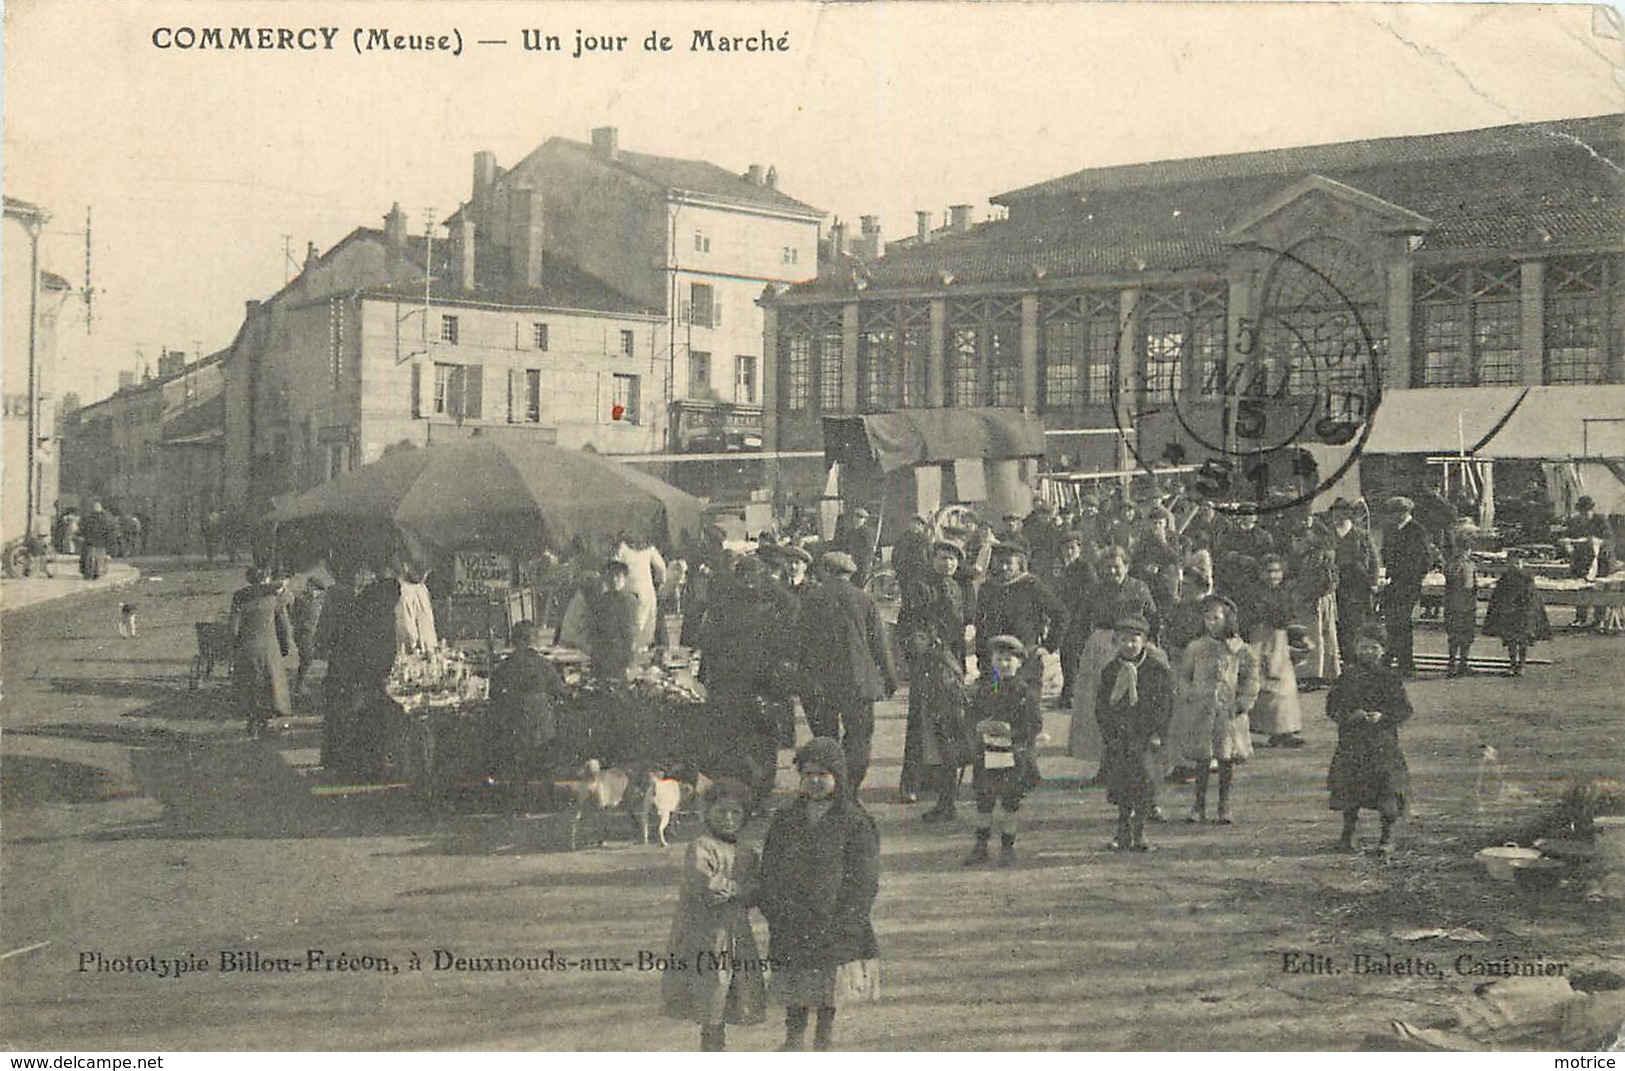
0, 556, 140, 613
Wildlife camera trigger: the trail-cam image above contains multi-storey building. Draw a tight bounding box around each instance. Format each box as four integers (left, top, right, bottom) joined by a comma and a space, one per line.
59, 350, 227, 552
220, 202, 667, 520
447, 127, 824, 456
2, 197, 74, 547
765, 114, 1625, 500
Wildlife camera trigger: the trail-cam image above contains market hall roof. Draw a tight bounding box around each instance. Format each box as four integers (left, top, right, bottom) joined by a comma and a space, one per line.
785, 113, 1623, 297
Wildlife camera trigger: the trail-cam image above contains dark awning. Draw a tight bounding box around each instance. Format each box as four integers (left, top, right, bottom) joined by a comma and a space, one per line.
822, 408, 1048, 473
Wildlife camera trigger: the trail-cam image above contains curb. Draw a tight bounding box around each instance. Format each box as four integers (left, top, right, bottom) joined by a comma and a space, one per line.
1, 563, 143, 614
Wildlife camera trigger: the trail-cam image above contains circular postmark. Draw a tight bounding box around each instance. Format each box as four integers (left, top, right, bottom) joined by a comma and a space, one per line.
1109, 241, 1384, 514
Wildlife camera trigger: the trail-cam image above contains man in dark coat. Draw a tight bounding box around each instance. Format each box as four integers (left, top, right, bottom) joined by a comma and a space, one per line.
839, 508, 879, 587
1330, 498, 1380, 659
1054, 530, 1098, 707
757, 737, 881, 1051
795, 552, 898, 794
228, 567, 294, 739
78, 501, 115, 579
1380, 497, 1437, 677
586, 559, 640, 682
974, 543, 1068, 694
890, 515, 933, 608
896, 540, 969, 801
486, 619, 567, 807
697, 557, 783, 800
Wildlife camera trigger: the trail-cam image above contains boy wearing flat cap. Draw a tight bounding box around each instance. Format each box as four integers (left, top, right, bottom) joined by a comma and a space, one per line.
964, 635, 1043, 866
1095, 614, 1175, 851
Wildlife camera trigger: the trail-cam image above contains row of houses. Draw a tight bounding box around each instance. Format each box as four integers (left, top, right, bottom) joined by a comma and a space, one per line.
58, 114, 1625, 552
60, 128, 828, 552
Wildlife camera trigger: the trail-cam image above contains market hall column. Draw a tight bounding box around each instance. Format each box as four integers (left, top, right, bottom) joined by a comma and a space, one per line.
841, 301, 860, 412
1116, 287, 1142, 478
1020, 293, 1039, 410
1225, 268, 1256, 457
1385, 251, 1415, 391
1519, 259, 1545, 386
927, 297, 947, 408
762, 292, 781, 463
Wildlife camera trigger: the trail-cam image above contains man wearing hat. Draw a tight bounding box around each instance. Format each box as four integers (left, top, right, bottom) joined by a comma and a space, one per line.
1564, 494, 1613, 628
1380, 496, 1437, 677
1329, 498, 1379, 660
974, 541, 1068, 697
838, 507, 879, 587
896, 539, 970, 803
1053, 529, 1098, 708
892, 515, 934, 609
795, 550, 898, 793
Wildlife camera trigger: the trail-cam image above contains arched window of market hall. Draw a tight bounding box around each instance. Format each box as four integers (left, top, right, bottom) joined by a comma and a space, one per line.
947, 296, 1023, 408
1544, 256, 1618, 385
1039, 292, 1119, 414
1413, 263, 1521, 387
778, 306, 845, 414
858, 301, 930, 411
1258, 236, 1385, 414
1135, 286, 1226, 405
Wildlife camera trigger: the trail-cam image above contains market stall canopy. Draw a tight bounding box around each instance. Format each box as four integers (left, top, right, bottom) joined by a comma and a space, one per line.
270, 439, 706, 566
823, 408, 1048, 473
1364, 386, 1625, 459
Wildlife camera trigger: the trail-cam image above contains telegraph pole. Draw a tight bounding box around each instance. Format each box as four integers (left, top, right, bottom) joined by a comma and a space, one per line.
24, 209, 45, 537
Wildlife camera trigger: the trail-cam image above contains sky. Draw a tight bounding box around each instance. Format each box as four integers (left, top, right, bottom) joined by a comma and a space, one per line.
3, 0, 1621, 404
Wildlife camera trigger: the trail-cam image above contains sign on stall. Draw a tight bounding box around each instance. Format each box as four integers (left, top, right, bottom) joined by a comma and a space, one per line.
452, 551, 513, 597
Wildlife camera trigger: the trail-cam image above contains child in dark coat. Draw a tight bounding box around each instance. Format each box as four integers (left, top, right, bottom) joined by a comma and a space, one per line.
1326, 624, 1412, 854
757, 738, 880, 1051
963, 635, 1043, 866
1096, 615, 1175, 851
1482, 550, 1551, 676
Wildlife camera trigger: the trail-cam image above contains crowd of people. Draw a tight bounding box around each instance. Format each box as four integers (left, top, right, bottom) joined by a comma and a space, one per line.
192, 485, 1617, 1051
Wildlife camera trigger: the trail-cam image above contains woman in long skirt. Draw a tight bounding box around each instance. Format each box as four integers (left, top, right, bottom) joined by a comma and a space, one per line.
1248, 555, 1304, 747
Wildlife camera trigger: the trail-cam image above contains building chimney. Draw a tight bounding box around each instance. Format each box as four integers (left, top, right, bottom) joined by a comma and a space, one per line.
765, 166, 778, 190
118, 370, 137, 392
246, 299, 262, 315
590, 126, 619, 161
457, 214, 477, 292
856, 216, 882, 261
473, 151, 497, 204
508, 188, 544, 288
304, 241, 319, 271
383, 202, 407, 248
828, 219, 847, 259
746, 164, 763, 186
158, 350, 185, 378
916, 210, 933, 244
950, 204, 974, 233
